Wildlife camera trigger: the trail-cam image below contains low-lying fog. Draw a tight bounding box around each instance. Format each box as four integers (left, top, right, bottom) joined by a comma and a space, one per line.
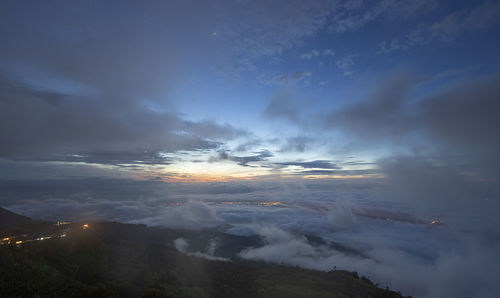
2, 177, 499, 298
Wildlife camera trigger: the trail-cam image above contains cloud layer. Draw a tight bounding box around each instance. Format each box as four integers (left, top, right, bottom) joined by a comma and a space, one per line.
2, 177, 500, 297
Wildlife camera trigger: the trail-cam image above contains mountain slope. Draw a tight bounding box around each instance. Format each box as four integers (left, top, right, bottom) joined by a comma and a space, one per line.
0, 207, 32, 228
0, 211, 408, 298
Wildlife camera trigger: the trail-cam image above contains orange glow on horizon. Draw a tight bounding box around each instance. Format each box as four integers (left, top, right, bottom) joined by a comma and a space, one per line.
155, 174, 257, 183
143, 173, 385, 183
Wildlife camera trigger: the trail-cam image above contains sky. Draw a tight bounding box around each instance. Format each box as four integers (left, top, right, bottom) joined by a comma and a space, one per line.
1, 0, 499, 182
1, 1, 500, 297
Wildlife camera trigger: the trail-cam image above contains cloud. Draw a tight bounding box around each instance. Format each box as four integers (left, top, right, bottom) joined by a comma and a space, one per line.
424, 240, 500, 298
0, 75, 243, 164
0, 158, 133, 180
264, 88, 305, 124
0, 7, 246, 167
429, 11, 464, 42
419, 75, 500, 152
379, 1, 500, 52
209, 150, 273, 167
0, 1, 222, 99
322, 70, 500, 233
300, 49, 320, 59
239, 226, 368, 271
174, 238, 230, 262
322, 49, 336, 56
264, 70, 312, 85
237, 219, 500, 298
231, 150, 273, 167
378, 39, 409, 54
3, 177, 500, 297
326, 200, 357, 229
277, 160, 339, 169
214, 0, 439, 59
335, 55, 356, 76
217, 0, 337, 57
0, 178, 227, 230
292, 169, 379, 176
279, 136, 315, 152
379, 155, 500, 228
326, 71, 500, 157
130, 200, 224, 229
465, 0, 500, 28
325, 71, 422, 138
235, 139, 262, 152
329, 0, 437, 33
291, 70, 312, 81
300, 49, 334, 59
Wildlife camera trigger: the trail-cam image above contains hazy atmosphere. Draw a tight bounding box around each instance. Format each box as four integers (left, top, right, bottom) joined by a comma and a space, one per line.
1, 1, 500, 297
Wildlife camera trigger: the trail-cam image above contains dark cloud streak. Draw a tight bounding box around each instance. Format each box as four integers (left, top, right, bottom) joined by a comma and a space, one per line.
277, 160, 339, 169
209, 150, 273, 167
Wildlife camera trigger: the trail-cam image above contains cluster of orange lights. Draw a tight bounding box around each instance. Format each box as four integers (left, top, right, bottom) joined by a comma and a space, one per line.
430, 220, 443, 225
1, 235, 59, 246
1, 223, 87, 246
1, 237, 25, 245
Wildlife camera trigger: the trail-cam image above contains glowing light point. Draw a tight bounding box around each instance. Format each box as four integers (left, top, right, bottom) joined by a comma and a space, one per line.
83, 224, 89, 230
56, 221, 71, 226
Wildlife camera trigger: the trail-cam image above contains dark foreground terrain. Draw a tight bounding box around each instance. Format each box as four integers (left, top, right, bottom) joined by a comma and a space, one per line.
0, 208, 406, 298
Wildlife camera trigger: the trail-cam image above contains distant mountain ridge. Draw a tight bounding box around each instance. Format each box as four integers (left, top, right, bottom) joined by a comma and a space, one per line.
0, 207, 32, 228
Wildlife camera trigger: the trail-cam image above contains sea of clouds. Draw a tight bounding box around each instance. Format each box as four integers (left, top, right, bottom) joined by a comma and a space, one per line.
1, 177, 499, 298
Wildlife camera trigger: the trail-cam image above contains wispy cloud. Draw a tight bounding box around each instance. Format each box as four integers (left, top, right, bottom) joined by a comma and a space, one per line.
209, 150, 273, 167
